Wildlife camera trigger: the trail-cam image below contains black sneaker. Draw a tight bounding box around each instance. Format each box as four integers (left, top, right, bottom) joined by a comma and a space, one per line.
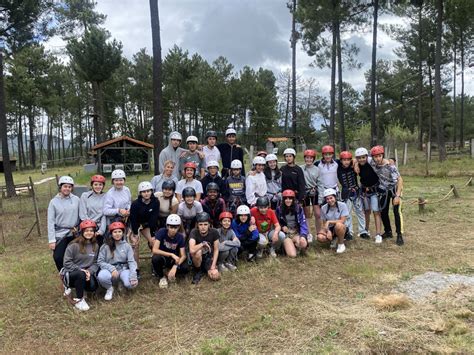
396, 234, 404, 246
136, 269, 141, 279
359, 233, 370, 240
344, 233, 353, 241
382, 231, 393, 239
192, 271, 203, 285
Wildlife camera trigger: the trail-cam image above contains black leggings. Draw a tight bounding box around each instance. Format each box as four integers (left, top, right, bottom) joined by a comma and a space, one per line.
53, 235, 75, 271
239, 233, 258, 255
379, 190, 402, 235
68, 270, 98, 299
152, 255, 188, 278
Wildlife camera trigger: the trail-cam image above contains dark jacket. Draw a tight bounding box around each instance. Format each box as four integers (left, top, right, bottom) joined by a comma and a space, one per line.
280, 165, 306, 202
201, 197, 226, 228
276, 204, 309, 237
217, 143, 245, 176
337, 162, 360, 201
201, 173, 226, 198
129, 195, 160, 235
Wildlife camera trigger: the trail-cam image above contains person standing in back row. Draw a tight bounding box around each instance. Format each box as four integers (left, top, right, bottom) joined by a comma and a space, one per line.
217, 128, 245, 178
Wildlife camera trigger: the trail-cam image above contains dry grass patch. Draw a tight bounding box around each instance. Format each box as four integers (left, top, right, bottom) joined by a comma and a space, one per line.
372, 293, 411, 311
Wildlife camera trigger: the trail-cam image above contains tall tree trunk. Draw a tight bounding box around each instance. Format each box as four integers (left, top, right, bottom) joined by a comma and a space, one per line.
284, 74, 290, 133
370, 0, 379, 146
60, 113, 65, 159
47, 115, 53, 161
18, 107, 24, 168
28, 106, 36, 168
452, 38, 457, 145
428, 66, 433, 144
150, 0, 165, 174
459, 29, 465, 148
336, 20, 346, 151
291, 0, 297, 146
0, 50, 16, 197
329, 3, 337, 146
70, 114, 74, 157
91, 81, 103, 143
417, 2, 424, 150
434, 0, 446, 161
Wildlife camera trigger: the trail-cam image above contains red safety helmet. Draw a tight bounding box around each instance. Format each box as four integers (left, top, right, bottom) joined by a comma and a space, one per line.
304, 149, 316, 158
183, 162, 197, 170
370, 145, 385, 156
321, 145, 335, 154
282, 189, 296, 198
219, 211, 233, 221
90, 174, 106, 185
80, 219, 97, 231
109, 221, 126, 232
339, 151, 353, 159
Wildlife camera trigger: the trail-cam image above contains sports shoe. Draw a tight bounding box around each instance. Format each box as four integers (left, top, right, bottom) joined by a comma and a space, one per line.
269, 247, 277, 258
256, 250, 264, 259
396, 234, 404, 246
218, 264, 228, 273
63, 286, 72, 297
159, 277, 168, 289
382, 231, 393, 239
307, 233, 314, 243
330, 239, 337, 249
247, 253, 256, 262
192, 271, 203, 285
104, 287, 114, 301
136, 269, 141, 279
225, 262, 237, 272
359, 233, 370, 240
375, 234, 382, 244
74, 298, 90, 311
336, 243, 346, 254
345, 233, 353, 241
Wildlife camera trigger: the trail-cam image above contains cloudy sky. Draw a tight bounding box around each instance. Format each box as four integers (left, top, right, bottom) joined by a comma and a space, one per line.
48, 0, 473, 96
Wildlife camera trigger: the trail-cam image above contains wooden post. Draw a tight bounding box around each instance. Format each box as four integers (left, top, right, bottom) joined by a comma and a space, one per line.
394, 149, 399, 168
403, 142, 408, 166
425, 141, 431, 176
249, 145, 254, 172
451, 184, 459, 198
418, 197, 425, 214
29, 176, 42, 239
0, 195, 4, 249
471, 138, 474, 158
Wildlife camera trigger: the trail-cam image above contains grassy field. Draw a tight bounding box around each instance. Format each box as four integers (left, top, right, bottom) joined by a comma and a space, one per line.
0, 160, 473, 353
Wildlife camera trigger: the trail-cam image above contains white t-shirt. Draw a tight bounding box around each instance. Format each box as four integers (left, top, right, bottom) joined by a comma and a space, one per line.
176, 179, 203, 195
202, 145, 222, 168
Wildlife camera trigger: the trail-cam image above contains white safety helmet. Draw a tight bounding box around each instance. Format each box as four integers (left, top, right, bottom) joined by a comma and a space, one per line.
138, 181, 153, 193
206, 160, 219, 169
283, 148, 296, 157
230, 159, 242, 169
323, 188, 337, 198
111, 169, 126, 180
355, 147, 369, 157
169, 131, 182, 141
58, 176, 74, 186
236, 205, 251, 215
253, 156, 266, 165
265, 154, 277, 162
186, 135, 198, 144
166, 214, 182, 226
225, 128, 237, 136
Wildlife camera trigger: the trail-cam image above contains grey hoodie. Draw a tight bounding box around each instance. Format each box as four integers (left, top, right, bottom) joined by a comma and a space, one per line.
47, 193, 80, 243
103, 186, 131, 223
63, 242, 99, 275
217, 227, 241, 252
79, 191, 107, 235
158, 135, 186, 179
98, 240, 138, 281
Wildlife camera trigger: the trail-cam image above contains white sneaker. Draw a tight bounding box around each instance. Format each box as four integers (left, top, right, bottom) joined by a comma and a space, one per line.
218, 264, 228, 273
104, 287, 114, 301
256, 250, 264, 258
336, 243, 346, 254
307, 233, 314, 243
224, 262, 237, 272
74, 298, 90, 311
159, 277, 168, 289
330, 239, 337, 249
63, 286, 72, 297
375, 234, 382, 244
269, 247, 277, 258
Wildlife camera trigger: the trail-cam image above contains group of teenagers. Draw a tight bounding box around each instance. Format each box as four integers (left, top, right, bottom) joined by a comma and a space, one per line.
47, 129, 404, 311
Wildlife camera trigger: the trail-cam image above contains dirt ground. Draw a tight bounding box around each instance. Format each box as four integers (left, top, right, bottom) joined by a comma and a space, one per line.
0, 173, 473, 353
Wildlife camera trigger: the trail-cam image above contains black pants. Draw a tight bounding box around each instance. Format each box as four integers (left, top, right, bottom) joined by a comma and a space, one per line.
379, 190, 402, 235
152, 255, 188, 278
239, 233, 258, 255
68, 270, 98, 299
53, 235, 75, 271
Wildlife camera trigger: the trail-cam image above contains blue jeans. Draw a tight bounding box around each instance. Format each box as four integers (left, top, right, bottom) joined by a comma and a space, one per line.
97, 269, 135, 289
345, 197, 367, 235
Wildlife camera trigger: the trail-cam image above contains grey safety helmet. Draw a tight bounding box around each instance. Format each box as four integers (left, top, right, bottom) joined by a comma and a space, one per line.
206, 182, 220, 192
182, 187, 196, 197
206, 130, 217, 139
196, 212, 210, 223
161, 180, 176, 191
256, 196, 269, 207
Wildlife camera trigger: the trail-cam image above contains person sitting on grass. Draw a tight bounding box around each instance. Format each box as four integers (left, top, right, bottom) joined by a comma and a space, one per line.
154, 180, 179, 228
177, 187, 203, 238
129, 181, 160, 277
317, 188, 349, 254
152, 214, 187, 289
151, 159, 179, 192
201, 182, 227, 228
79, 174, 107, 246
48, 176, 80, 272
61, 219, 99, 312
217, 212, 241, 272
250, 196, 285, 259
189, 212, 221, 284
103, 169, 131, 226
276, 190, 309, 257
223, 159, 247, 215
201, 160, 225, 198
176, 162, 203, 201
232, 205, 259, 261
97, 222, 138, 301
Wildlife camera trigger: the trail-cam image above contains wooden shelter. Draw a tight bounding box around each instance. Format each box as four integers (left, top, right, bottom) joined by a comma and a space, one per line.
91, 136, 153, 174
0, 157, 17, 173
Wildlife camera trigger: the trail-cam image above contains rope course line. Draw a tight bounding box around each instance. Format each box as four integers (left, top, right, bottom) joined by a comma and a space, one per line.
406, 176, 472, 206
